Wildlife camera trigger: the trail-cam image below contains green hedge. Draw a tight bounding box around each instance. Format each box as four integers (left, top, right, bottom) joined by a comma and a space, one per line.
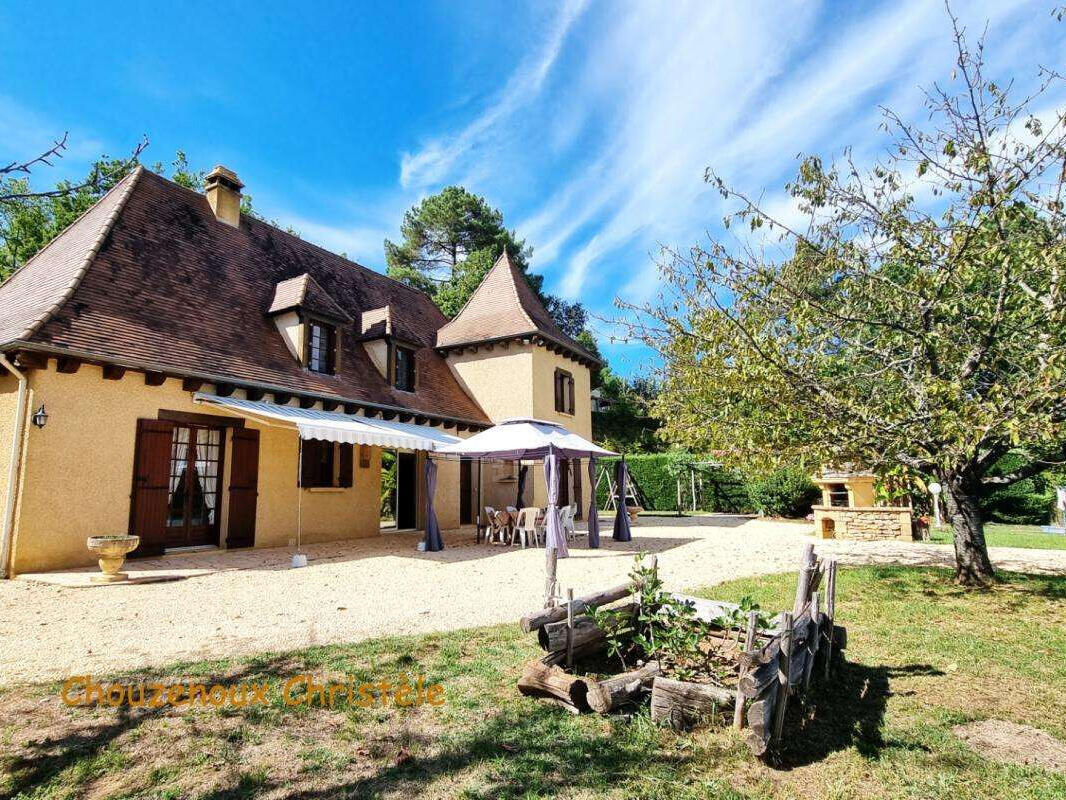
594, 454, 753, 513
748, 468, 820, 518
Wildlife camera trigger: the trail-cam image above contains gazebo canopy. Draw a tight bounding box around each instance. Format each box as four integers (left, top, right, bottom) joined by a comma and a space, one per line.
435, 418, 616, 460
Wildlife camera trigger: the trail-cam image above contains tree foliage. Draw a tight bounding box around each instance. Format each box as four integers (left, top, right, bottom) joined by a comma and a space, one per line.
623, 14, 1066, 585
384, 184, 592, 338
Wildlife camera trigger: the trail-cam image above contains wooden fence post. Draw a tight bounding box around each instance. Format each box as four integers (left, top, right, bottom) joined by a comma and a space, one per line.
803, 591, 820, 692
793, 543, 815, 616
823, 559, 837, 679
565, 588, 575, 669
734, 609, 759, 730
771, 611, 794, 747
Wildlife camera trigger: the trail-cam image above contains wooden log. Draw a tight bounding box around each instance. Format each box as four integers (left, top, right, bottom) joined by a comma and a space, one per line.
537, 604, 637, 652
517, 660, 590, 712
739, 658, 778, 697
744, 681, 778, 757
771, 611, 794, 746
650, 676, 736, 730
793, 543, 816, 616
586, 661, 661, 713
520, 582, 635, 633
734, 609, 759, 730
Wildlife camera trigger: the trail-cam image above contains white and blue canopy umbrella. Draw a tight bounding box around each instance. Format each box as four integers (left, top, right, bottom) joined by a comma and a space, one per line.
436, 419, 617, 604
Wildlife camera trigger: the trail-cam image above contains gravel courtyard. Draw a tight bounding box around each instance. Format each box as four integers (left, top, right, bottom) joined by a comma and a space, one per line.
3, 515, 1065, 684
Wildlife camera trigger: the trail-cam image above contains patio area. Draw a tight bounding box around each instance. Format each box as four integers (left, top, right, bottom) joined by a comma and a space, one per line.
4, 515, 1066, 684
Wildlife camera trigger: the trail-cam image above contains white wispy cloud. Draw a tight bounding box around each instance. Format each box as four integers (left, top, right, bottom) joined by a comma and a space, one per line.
398, 0, 591, 190
393, 0, 1053, 322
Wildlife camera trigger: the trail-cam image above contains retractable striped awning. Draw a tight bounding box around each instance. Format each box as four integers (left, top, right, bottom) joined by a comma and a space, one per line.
193, 393, 462, 451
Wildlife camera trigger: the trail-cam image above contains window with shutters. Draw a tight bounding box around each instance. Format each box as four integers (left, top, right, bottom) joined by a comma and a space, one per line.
306, 320, 336, 374
554, 368, 575, 415
300, 440, 354, 488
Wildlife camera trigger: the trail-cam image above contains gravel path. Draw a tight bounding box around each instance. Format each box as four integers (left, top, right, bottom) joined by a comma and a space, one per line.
3, 516, 1065, 685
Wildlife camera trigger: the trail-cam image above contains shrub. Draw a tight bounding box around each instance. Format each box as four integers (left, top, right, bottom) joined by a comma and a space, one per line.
748, 468, 820, 518
979, 450, 1054, 524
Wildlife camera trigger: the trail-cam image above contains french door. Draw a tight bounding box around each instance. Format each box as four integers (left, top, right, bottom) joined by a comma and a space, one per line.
164, 424, 223, 547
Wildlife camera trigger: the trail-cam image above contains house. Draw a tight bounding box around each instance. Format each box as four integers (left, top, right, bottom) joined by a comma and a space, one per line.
0, 166, 599, 575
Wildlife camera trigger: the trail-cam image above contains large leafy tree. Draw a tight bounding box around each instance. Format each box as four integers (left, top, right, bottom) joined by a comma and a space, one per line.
624, 16, 1066, 585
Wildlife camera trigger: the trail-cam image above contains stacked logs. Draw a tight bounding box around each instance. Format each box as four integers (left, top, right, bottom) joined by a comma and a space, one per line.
516, 545, 845, 760
517, 569, 658, 714
734, 543, 846, 757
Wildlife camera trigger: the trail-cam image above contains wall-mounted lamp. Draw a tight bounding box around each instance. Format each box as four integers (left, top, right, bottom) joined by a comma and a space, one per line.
31, 404, 48, 429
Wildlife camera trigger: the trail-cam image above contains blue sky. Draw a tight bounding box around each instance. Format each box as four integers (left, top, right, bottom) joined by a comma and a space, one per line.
2, 1, 1063, 377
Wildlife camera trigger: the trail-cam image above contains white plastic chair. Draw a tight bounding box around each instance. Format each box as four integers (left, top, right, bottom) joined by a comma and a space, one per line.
513, 507, 543, 548
560, 505, 577, 542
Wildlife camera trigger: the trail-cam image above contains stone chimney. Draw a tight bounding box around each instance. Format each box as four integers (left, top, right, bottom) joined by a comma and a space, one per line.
204, 165, 243, 227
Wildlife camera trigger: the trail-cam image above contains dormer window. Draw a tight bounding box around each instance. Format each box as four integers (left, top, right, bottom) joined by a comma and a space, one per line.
394, 345, 416, 391
307, 320, 336, 374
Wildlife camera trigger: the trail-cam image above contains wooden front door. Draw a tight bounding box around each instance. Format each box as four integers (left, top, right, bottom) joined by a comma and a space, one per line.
162, 423, 224, 548
226, 428, 260, 548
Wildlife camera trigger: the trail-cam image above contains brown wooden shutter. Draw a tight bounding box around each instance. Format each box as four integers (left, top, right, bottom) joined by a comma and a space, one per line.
567, 374, 575, 414
338, 443, 354, 487
554, 371, 562, 412
558, 458, 570, 507
227, 428, 260, 549
128, 418, 175, 557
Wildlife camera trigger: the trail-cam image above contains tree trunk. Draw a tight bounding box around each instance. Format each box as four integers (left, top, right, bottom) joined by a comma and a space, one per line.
943, 474, 995, 586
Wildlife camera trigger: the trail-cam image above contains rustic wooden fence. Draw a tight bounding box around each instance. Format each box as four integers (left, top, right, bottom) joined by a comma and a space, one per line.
515, 544, 846, 759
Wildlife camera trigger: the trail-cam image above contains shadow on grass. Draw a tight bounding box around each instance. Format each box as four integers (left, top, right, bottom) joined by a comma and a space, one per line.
0, 655, 301, 799
198, 704, 711, 800
776, 659, 945, 769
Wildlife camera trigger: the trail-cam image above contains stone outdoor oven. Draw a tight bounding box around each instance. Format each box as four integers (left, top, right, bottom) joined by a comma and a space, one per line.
811, 471, 913, 541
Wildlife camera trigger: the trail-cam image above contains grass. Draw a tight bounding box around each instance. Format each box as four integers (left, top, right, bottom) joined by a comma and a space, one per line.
930, 522, 1066, 551
2, 566, 1065, 798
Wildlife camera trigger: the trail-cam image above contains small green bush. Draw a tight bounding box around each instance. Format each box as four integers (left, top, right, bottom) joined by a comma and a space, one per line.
748, 468, 820, 518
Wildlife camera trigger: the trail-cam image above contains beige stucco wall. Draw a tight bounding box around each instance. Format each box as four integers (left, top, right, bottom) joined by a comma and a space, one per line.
445, 345, 533, 422
4, 364, 476, 575
0, 373, 20, 539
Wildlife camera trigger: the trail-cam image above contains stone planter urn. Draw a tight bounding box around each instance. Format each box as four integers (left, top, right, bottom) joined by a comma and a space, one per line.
86, 535, 140, 583
627, 505, 643, 525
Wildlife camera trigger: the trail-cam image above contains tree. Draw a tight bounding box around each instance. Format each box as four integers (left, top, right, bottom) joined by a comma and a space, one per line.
622, 13, 1066, 585
385, 185, 531, 293
385, 185, 592, 336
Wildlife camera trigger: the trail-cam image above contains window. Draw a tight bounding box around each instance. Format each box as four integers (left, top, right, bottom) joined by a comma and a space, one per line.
394, 345, 416, 391
554, 369, 575, 414
300, 440, 354, 488
306, 321, 335, 374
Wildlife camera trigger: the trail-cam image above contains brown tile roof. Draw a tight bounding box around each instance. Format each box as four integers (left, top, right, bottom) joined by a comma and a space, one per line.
267, 273, 352, 323
435, 251, 599, 364
0, 168, 140, 344
0, 169, 489, 424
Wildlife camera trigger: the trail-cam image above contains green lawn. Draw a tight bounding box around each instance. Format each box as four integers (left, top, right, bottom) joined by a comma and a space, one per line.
930, 522, 1066, 550
2, 566, 1065, 799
